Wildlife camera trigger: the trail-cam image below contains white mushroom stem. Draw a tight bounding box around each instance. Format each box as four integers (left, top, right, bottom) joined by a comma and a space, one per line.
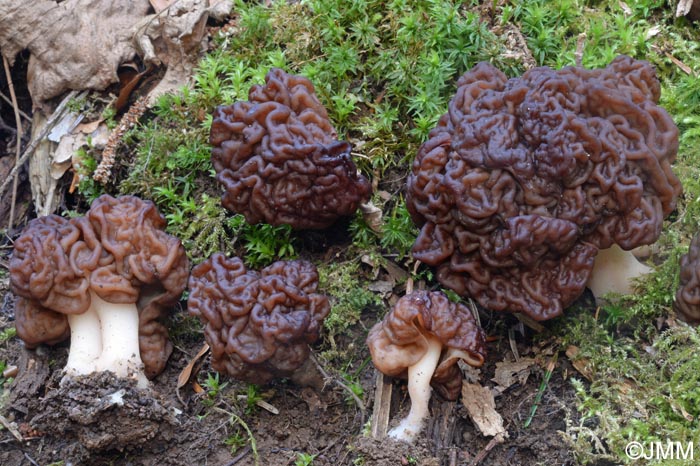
587, 244, 652, 300
91, 291, 148, 388
65, 306, 102, 376
63, 290, 148, 388
388, 333, 443, 443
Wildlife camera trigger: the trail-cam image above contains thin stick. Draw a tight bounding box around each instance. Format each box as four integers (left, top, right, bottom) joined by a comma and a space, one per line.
0, 90, 79, 198
310, 354, 366, 426
0, 90, 31, 122
3, 55, 23, 231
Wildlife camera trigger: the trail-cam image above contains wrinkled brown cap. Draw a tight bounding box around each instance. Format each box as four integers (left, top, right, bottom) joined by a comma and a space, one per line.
675, 233, 700, 325
210, 68, 371, 229
406, 55, 681, 320
366, 290, 486, 400
9, 195, 189, 378
187, 253, 330, 384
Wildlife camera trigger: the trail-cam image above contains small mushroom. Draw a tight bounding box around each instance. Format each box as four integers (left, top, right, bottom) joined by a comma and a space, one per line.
406, 55, 681, 319
366, 290, 486, 443
674, 232, 700, 325
187, 253, 330, 386
10, 195, 189, 386
210, 68, 372, 229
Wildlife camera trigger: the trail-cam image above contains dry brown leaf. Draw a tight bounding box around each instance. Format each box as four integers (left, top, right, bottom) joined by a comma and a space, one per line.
0, 0, 152, 110
177, 342, 210, 390
150, 0, 176, 12
491, 357, 536, 393
76, 119, 103, 135
461, 381, 508, 439
565, 345, 593, 381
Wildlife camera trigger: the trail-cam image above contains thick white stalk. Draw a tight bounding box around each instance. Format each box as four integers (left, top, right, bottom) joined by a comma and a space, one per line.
91, 291, 148, 388
388, 334, 443, 443
587, 244, 652, 300
64, 305, 102, 376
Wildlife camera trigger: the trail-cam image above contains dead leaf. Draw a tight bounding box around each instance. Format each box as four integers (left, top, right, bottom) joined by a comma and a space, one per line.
565, 345, 593, 381
177, 342, 210, 390
360, 201, 383, 233
0, 0, 152, 110
76, 119, 103, 135
150, 0, 176, 12
491, 358, 536, 393
461, 381, 508, 438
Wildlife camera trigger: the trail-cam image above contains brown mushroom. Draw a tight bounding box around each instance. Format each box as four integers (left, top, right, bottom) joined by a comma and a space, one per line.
187, 253, 330, 386
406, 55, 681, 320
210, 68, 372, 229
675, 232, 700, 325
366, 290, 486, 442
9, 195, 189, 385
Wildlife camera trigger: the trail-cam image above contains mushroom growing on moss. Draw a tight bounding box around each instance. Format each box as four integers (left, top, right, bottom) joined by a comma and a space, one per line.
366, 290, 486, 443
674, 232, 700, 325
210, 68, 372, 229
187, 253, 330, 386
10, 195, 189, 385
406, 55, 681, 320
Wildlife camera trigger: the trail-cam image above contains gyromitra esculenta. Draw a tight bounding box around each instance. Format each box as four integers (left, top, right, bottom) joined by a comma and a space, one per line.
210, 68, 372, 229
366, 290, 486, 443
675, 232, 700, 325
10, 195, 189, 386
187, 253, 330, 386
406, 55, 681, 320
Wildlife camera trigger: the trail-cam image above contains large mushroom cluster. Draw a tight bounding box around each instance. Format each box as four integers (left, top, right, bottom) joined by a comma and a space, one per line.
210, 68, 372, 229
187, 253, 330, 385
406, 55, 682, 320
10, 194, 189, 384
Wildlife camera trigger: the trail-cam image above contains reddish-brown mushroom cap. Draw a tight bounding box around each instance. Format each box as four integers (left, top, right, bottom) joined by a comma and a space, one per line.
366, 290, 486, 400
675, 233, 700, 325
9, 195, 189, 379
210, 68, 371, 229
406, 55, 681, 320
187, 253, 330, 384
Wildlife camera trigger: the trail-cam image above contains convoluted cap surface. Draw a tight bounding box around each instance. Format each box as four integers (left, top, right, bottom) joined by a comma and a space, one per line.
366, 290, 486, 400
210, 68, 371, 229
675, 233, 700, 325
406, 56, 681, 320
187, 253, 330, 384
9, 195, 189, 378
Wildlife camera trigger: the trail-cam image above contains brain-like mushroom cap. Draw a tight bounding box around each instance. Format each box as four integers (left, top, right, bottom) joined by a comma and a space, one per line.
406, 55, 681, 321
210, 68, 372, 229
675, 233, 700, 325
366, 290, 486, 400
187, 253, 330, 384
9, 195, 190, 378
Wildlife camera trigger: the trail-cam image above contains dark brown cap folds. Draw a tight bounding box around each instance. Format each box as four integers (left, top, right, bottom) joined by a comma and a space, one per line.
675, 233, 700, 325
366, 290, 486, 400
187, 253, 330, 384
9, 195, 189, 378
406, 55, 681, 321
210, 68, 371, 229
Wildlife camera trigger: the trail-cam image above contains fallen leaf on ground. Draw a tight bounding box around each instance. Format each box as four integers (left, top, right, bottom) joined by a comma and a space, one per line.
491, 357, 536, 394
565, 345, 593, 381
177, 342, 210, 390
461, 381, 508, 439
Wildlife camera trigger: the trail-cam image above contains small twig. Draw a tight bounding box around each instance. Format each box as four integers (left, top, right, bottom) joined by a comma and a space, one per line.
222, 445, 252, 466
310, 354, 366, 426
469, 433, 506, 466
0, 414, 22, 442
0, 90, 79, 198
523, 352, 558, 428
3, 55, 23, 231
23, 453, 40, 466
0, 91, 31, 122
